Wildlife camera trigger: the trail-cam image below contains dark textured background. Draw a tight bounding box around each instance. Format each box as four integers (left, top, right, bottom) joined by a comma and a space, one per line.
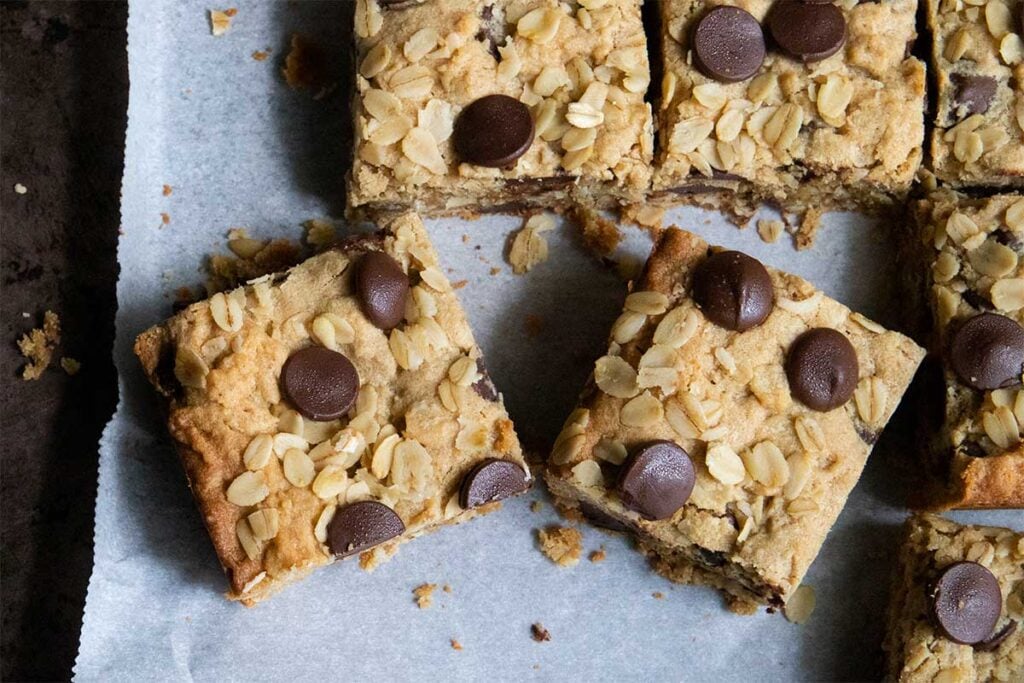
1, 2, 126, 680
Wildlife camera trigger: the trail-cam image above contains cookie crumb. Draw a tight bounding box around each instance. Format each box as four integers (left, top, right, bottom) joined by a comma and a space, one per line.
568, 203, 621, 258
589, 546, 606, 563
508, 214, 555, 274
529, 500, 543, 513
162, 184, 173, 196
489, 266, 501, 276
303, 218, 336, 250
784, 585, 816, 624
60, 357, 81, 376
282, 34, 330, 95
413, 583, 437, 609
442, 584, 452, 594
18, 311, 61, 380
538, 526, 582, 567
652, 591, 664, 600
14, 183, 27, 194
451, 279, 468, 290
209, 9, 235, 36
756, 219, 784, 244
450, 639, 463, 651
796, 208, 823, 250
524, 314, 544, 338
531, 623, 551, 642
251, 49, 271, 62
160, 212, 170, 226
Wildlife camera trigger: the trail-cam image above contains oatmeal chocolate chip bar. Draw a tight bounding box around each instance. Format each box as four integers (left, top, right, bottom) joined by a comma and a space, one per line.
135, 212, 529, 605
926, 0, 1024, 188
544, 227, 925, 610
650, 0, 926, 221
911, 191, 1024, 509
347, 0, 653, 218
883, 514, 1024, 682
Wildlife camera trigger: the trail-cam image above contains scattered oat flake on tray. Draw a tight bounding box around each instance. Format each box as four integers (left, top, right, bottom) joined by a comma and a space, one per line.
18, 311, 60, 380
531, 623, 551, 642
209, 8, 235, 37
538, 526, 582, 567
413, 583, 437, 609
508, 214, 555, 275
14, 183, 27, 194
757, 219, 784, 244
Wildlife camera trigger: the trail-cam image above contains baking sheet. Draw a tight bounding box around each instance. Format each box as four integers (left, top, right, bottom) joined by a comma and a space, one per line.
73, 1, 1021, 680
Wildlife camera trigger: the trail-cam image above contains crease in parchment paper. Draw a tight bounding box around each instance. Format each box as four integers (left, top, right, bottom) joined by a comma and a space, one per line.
73, 1, 1021, 680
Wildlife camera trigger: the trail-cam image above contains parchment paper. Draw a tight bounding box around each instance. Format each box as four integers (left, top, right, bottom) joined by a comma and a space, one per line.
73, 1, 1022, 680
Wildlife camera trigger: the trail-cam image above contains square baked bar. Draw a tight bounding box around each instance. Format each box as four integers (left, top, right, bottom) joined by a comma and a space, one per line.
347, 0, 653, 217
884, 514, 1023, 682
911, 191, 1024, 509
545, 227, 925, 610
135, 212, 529, 604
650, 0, 926, 221
926, 0, 1024, 188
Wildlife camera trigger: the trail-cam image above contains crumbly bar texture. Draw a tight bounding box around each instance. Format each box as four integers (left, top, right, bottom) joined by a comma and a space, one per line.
883, 514, 1024, 682
926, 0, 1024, 188
544, 227, 925, 610
347, 0, 653, 217
650, 0, 926, 221
912, 191, 1024, 509
135, 213, 527, 605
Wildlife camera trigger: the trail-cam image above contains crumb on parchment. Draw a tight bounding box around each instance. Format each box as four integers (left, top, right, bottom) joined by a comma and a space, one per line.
530, 500, 543, 514
450, 639, 463, 651
252, 49, 271, 62
14, 183, 27, 194
162, 184, 173, 196
160, 212, 170, 226
209, 8, 236, 36
531, 623, 551, 642
652, 592, 664, 600
589, 547, 606, 563
538, 526, 582, 568
442, 584, 452, 594
508, 214, 555, 275
413, 583, 437, 609
18, 311, 61, 380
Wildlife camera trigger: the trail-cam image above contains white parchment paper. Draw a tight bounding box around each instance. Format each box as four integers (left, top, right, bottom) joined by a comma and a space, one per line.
74, 1, 1022, 680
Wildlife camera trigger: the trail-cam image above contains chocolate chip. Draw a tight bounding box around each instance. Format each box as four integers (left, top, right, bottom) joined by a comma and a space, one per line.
356, 251, 409, 330
471, 358, 499, 401
951, 74, 998, 116
950, 313, 1024, 390
281, 347, 360, 421
785, 328, 859, 411
768, 1, 847, 63
692, 250, 774, 331
459, 458, 530, 508
616, 441, 695, 520
453, 95, 534, 168
929, 561, 1003, 645
692, 6, 766, 83
578, 501, 630, 532
696, 547, 727, 567
326, 500, 405, 558
975, 620, 1017, 651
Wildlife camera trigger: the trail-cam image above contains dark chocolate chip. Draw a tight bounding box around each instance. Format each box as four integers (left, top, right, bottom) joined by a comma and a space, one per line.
356, 251, 409, 330
471, 358, 499, 401
692, 6, 766, 83
785, 328, 859, 411
578, 501, 630, 532
929, 561, 1002, 645
962, 289, 993, 312
992, 228, 1024, 251
692, 250, 774, 331
950, 313, 1024, 390
281, 347, 360, 421
453, 95, 534, 168
960, 440, 988, 458
951, 74, 998, 116
616, 441, 695, 521
326, 500, 405, 558
975, 620, 1017, 652
459, 458, 530, 508
768, 1, 847, 63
